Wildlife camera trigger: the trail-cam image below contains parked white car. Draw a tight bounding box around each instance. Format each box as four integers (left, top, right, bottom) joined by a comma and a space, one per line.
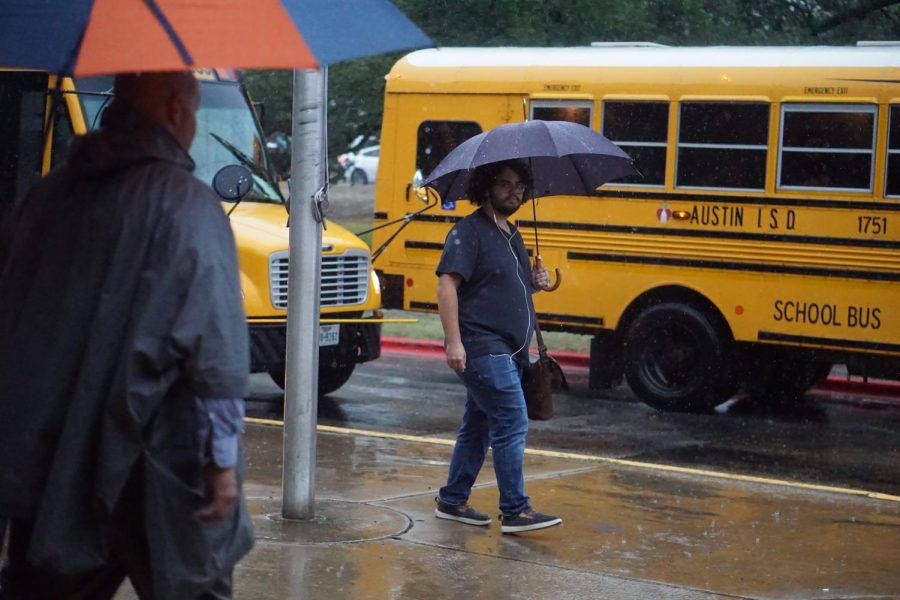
338, 144, 379, 185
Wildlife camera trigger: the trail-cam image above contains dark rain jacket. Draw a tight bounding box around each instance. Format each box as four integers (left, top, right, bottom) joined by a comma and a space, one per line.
0, 100, 253, 598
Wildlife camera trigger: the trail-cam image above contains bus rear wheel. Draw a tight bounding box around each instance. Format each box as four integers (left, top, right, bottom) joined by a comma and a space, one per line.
624, 303, 734, 412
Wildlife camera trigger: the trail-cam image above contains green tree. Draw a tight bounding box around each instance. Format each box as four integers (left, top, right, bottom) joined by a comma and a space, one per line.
241, 0, 900, 181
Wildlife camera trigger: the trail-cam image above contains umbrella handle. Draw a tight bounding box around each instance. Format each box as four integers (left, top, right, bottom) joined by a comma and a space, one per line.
534, 256, 562, 292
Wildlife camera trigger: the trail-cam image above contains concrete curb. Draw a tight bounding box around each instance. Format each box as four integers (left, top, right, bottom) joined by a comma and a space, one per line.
380, 336, 900, 400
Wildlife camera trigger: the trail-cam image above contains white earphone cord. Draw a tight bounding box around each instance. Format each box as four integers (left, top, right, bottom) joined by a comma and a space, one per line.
491, 208, 532, 358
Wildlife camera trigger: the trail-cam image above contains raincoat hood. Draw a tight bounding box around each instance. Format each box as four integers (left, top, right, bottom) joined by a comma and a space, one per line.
67, 99, 195, 178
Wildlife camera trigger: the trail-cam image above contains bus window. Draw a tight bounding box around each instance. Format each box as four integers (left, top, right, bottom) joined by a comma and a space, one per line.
676, 102, 768, 191
416, 120, 482, 178
778, 104, 876, 192
76, 75, 281, 203
192, 81, 282, 202
75, 76, 114, 131
602, 101, 668, 186
0, 72, 46, 219
530, 100, 591, 127
885, 105, 899, 198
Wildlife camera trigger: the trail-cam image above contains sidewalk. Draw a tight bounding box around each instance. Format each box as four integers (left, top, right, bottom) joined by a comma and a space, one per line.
146, 421, 900, 600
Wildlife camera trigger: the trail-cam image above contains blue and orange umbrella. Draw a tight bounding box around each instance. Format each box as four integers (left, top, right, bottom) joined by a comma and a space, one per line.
0, 0, 432, 75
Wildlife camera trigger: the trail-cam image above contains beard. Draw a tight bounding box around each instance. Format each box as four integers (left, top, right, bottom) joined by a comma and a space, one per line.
489, 195, 523, 217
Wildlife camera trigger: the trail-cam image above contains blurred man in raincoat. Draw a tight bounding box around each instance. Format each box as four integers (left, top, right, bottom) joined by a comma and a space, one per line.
0, 71, 253, 599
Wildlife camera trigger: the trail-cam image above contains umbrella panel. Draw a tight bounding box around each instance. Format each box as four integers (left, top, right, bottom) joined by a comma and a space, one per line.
423, 120, 638, 204
0, 0, 433, 76
76, 0, 316, 76
434, 154, 638, 204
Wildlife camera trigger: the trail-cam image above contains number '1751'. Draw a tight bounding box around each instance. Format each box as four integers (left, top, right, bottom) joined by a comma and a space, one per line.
857, 215, 888, 235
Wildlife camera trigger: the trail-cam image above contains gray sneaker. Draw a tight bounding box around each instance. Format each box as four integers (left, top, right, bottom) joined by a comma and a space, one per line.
434, 497, 491, 526
500, 509, 562, 533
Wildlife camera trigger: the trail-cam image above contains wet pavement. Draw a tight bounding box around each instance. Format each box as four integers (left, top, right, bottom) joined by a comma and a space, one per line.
252, 351, 900, 498
118, 421, 900, 599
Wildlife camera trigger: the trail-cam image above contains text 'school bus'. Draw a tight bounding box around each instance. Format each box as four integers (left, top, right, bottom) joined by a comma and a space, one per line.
372, 45, 900, 411
0, 69, 382, 395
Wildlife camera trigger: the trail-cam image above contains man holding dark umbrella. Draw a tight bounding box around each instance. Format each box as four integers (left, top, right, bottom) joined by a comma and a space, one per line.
0, 71, 252, 599
434, 159, 563, 534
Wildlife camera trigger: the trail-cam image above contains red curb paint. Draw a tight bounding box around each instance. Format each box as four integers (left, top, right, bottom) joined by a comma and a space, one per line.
816, 377, 900, 398
381, 336, 443, 355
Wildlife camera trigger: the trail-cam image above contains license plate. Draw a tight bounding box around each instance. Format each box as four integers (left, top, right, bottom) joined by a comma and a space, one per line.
319, 324, 340, 347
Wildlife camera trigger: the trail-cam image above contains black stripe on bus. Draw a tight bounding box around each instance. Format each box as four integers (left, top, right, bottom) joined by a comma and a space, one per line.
413, 214, 464, 224
758, 331, 900, 353
567, 251, 900, 282
406, 241, 444, 250
516, 220, 900, 250
596, 190, 900, 212
372, 213, 463, 224
830, 78, 900, 85
404, 240, 533, 256
539, 313, 604, 327
410, 301, 437, 311
378, 192, 898, 220
408, 302, 603, 329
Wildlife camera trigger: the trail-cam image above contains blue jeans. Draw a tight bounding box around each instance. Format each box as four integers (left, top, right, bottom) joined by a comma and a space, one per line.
439, 353, 531, 516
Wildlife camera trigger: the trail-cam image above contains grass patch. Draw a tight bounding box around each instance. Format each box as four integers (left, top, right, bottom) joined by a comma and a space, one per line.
382, 309, 444, 339
381, 308, 591, 354
331, 217, 374, 247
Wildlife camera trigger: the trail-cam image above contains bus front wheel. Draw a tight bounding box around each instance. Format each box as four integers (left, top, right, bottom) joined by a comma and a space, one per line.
267, 362, 356, 396
624, 303, 734, 412
319, 362, 356, 395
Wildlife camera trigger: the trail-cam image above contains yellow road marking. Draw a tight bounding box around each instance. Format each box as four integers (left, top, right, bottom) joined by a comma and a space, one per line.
320, 318, 419, 324
245, 417, 900, 503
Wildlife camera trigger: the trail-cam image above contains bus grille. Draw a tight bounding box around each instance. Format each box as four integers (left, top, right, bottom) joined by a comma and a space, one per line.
269, 249, 370, 310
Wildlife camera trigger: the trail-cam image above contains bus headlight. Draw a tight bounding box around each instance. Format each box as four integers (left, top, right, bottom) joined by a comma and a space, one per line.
371, 270, 382, 295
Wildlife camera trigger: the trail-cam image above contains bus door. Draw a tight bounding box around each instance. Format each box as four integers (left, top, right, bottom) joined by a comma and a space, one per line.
385, 93, 512, 258
521, 95, 609, 332
0, 72, 47, 223
379, 92, 542, 309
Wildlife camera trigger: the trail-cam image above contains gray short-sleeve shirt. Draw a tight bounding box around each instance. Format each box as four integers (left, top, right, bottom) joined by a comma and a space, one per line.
436, 210, 534, 362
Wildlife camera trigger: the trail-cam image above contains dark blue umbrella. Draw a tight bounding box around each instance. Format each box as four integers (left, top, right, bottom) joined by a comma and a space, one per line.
422, 119, 638, 291
422, 119, 637, 203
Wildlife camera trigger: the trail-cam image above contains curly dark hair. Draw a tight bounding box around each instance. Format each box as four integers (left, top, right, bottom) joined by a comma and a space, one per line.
466, 159, 533, 206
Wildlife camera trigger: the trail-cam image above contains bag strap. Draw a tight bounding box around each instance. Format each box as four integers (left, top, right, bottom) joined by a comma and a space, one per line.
533, 317, 569, 389
533, 319, 548, 359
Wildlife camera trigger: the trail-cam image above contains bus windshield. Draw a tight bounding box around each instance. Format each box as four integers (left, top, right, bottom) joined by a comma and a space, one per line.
76, 76, 283, 204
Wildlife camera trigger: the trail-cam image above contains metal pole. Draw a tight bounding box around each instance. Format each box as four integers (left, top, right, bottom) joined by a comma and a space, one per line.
282, 68, 326, 520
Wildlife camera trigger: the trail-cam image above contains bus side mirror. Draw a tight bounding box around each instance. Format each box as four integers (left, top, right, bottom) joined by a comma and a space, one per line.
411, 169, 429, 204
213, 165, 253, 201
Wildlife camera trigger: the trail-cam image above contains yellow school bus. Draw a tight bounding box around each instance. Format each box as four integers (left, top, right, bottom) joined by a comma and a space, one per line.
0, 69, 381, 394
373, 45, 900, 411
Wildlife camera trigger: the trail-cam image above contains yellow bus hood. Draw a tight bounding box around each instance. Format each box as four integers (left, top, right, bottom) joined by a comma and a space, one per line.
225, 200, 380, 318
225, 201, 369, 254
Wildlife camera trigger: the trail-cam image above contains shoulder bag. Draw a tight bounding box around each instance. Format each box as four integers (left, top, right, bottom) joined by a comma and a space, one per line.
522, 321, 568, 420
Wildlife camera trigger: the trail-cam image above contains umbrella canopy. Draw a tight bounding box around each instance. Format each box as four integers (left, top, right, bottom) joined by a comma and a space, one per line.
0, 0, 433, 76
423, 119, 638, 203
